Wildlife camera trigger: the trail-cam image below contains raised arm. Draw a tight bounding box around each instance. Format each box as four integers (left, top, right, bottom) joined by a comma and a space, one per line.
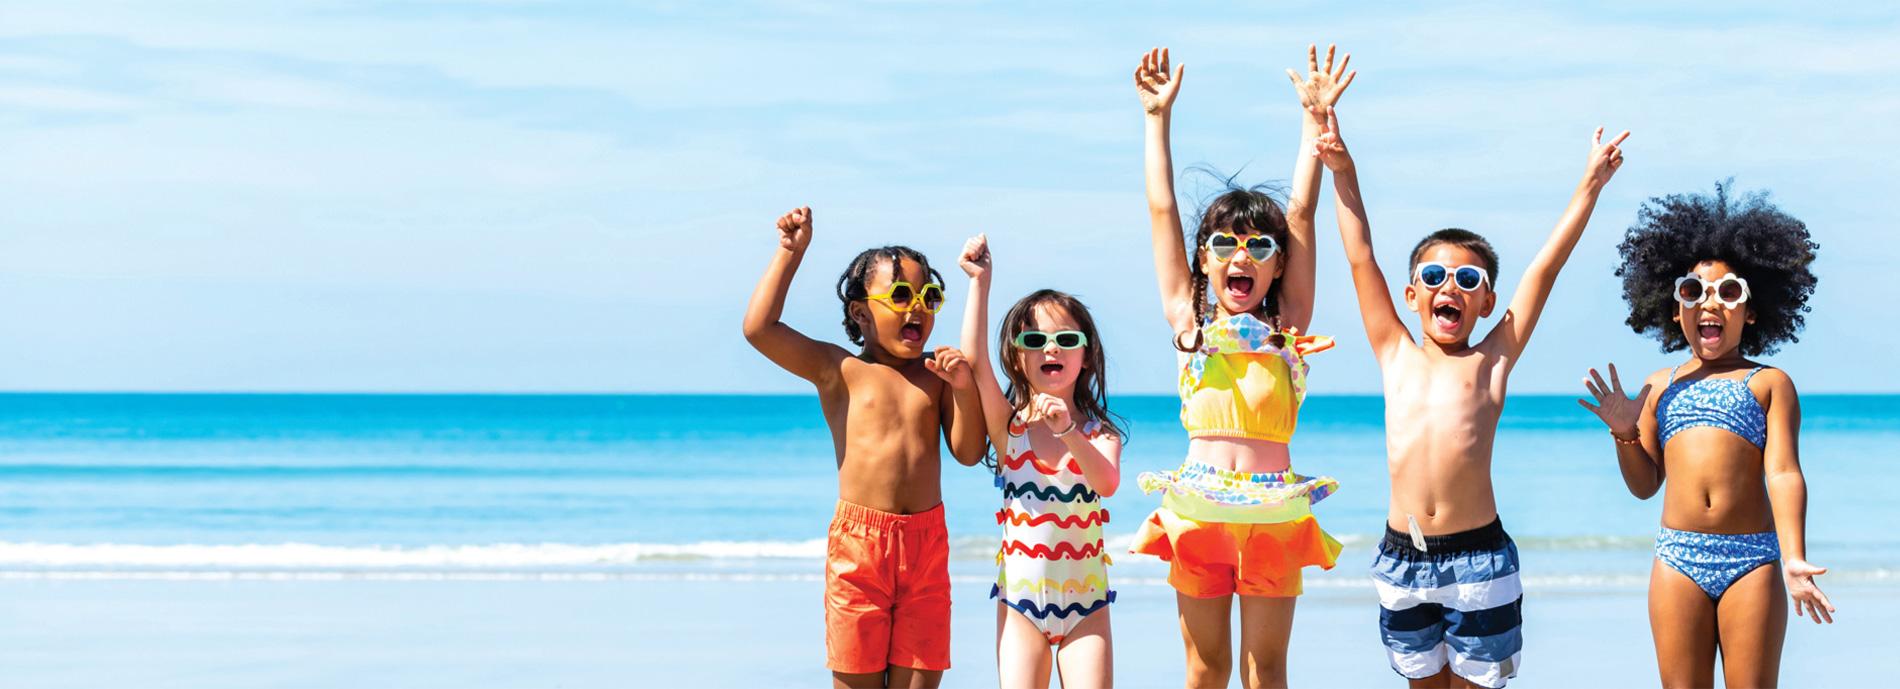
1485, 128, 1628, 360
1135, 48, 1196, 339
1759, 369, 1834, 623
955, 234, 1014, 454
1313, 108, 1410, 362
742, 206, 848, 384
1279, 44, 1356, 332
1579, 363, 1664, 499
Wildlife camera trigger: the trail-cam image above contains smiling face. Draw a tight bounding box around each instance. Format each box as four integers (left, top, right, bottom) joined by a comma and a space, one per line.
1672, 259, 1754, 360
1013, 302, 1087, 397
1405, 244, 1498, 346
1200, 228, 1284, 317
850, 257, 935, 359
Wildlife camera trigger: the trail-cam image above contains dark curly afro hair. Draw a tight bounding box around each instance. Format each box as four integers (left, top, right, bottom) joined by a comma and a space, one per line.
1615, 180, 1818, 357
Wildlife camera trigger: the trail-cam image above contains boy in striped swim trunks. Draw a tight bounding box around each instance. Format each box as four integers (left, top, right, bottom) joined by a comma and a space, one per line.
1314, 107, 1631, 686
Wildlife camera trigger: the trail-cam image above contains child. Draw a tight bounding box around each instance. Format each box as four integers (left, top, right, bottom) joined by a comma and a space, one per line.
1128, 45, 1350, 689
1578, 182, 1831, 687
954, 233, 1125, 689
1313, 110, 1628, 688
741, 206, 988, 689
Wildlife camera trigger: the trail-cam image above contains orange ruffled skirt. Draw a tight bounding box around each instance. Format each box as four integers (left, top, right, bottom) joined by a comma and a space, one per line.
1130, 460, 1343, 598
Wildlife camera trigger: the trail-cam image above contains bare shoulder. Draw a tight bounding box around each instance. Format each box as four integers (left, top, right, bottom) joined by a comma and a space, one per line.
1749, 366, 1799, 405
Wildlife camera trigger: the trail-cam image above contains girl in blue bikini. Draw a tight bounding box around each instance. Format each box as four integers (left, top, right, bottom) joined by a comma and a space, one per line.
1579, 182, 1833, 688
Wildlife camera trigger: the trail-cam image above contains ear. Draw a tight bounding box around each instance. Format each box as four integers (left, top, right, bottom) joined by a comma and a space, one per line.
1745, 306, 1756, 324
1271, 253, 1286, 280
1479, 290, 1497, 318
848, 302, 869, 327
1403, 284, 1422, 313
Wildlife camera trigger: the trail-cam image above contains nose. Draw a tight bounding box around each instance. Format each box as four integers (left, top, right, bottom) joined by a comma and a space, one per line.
1043, 341, 1061, 355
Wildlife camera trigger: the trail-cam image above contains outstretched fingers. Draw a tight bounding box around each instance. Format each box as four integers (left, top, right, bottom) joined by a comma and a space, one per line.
1608, 129, 1631, 148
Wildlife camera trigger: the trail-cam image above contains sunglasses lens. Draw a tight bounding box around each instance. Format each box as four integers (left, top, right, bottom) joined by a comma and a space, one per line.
1677, 280, 1704, 304
922, 285, 944, 311
1246, 236, 1276, 261
1717, 279, 1744, 304
1454, 267, 1484, 290
1419, 264, 1447, 287
1055, 333, 1083, 348
887, 284, 913, 304
1020, 333, 1048, 348
1208, 234, 1239, 260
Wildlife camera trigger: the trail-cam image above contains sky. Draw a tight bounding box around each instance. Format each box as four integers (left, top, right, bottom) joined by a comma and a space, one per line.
1, 1, 1896, 394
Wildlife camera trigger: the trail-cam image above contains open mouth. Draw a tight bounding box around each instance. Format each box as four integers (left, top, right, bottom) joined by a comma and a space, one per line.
1224, 275, 1254, 301
1433, 303, 1463, 333
1697, 322, 1722, 345
1039, 363, 1064, 376
899, 323, 924, 344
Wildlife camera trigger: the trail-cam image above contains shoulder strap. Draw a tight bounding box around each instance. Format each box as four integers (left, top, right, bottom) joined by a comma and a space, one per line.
1744, 366, 1766, 384
1667, 364, 1683, 385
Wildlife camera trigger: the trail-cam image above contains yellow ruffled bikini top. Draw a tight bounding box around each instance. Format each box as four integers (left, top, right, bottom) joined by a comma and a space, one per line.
1178, 313, 1334, 443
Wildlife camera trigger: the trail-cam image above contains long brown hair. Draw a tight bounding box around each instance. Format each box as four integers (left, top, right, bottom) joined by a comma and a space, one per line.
991, 290, 1125, 470
1177, 174, 1291, 352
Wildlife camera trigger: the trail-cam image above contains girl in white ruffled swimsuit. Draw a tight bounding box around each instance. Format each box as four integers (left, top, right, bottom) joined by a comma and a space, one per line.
954, 234, 1125, 689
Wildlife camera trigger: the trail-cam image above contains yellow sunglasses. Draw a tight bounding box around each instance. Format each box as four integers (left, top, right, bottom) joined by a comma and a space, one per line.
865, 282, 945, 313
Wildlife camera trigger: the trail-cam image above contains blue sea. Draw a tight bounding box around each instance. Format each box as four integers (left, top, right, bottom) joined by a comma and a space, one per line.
1, 393, 1895, 588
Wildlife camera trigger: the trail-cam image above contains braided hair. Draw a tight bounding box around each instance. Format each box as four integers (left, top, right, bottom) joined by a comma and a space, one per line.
1177, 172, 1292, 352
1615, 180, 1818, 357
834, 245, 944, 346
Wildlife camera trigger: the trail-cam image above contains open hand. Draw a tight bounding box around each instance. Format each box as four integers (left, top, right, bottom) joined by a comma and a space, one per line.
775, 206, 813, 252
925, 346, 974, 389
1312, 107, 1352, 171
1579, 363, 1651, 441
1785, 559, 1835, 624
1584, 127, 1629, 189
1135, 48, 1185, 117
959, 234, 991, 280
1286, 44, 1355, 120
1025, 393, 1074, 435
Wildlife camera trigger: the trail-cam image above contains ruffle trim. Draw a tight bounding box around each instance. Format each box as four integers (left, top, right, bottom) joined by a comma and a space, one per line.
1136, 462, 1337, 507
990, 586, 1116, 620
1128, 508, 1343, 571
996, 539, 1106, 561
997, 507, 1108, 529
993, 574, 1110, 595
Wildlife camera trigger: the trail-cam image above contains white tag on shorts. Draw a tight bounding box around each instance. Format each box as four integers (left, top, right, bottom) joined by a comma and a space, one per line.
1407, 515, 1428, 552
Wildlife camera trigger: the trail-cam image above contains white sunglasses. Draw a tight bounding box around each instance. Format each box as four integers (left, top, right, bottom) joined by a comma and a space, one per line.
1675, 273, 1750, 309
1413, 262, 1490, 292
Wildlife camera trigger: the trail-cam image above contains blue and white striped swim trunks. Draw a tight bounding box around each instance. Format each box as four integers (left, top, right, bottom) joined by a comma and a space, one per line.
1372, 518, 1522, 689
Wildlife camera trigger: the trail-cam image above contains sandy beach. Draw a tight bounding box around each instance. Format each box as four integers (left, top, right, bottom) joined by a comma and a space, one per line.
1, 566, 1884, 688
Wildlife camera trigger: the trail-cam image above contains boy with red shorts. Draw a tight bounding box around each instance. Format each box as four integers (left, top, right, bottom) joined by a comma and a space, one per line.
744, 206, 988, 688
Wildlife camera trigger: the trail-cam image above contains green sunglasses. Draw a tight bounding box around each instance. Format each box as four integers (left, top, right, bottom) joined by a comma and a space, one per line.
1012, 330, 1088, 349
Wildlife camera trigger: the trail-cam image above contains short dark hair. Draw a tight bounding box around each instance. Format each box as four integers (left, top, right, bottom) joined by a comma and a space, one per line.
1615, 180, 1818, 356
1409, 228, 1500, 285
834, 246, 943, 346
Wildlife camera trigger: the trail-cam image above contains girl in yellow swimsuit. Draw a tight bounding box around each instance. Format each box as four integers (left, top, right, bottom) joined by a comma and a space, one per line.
1131, 45, 1352, 688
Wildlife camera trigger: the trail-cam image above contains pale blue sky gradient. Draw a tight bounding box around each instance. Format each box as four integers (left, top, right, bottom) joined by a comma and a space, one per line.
1, 1, 1895, 393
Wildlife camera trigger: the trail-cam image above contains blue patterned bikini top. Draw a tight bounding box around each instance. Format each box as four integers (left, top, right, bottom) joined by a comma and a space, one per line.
1656, 364, 1767, 449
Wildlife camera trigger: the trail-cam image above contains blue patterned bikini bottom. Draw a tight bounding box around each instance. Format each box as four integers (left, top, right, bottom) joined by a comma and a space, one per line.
1655, 527, 1779, 600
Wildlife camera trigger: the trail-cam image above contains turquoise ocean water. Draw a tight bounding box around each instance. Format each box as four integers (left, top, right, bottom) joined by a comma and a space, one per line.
0, 393, 1894, 587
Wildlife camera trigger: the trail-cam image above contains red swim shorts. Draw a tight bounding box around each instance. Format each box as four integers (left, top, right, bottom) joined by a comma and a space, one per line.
825, 500, 952, 674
